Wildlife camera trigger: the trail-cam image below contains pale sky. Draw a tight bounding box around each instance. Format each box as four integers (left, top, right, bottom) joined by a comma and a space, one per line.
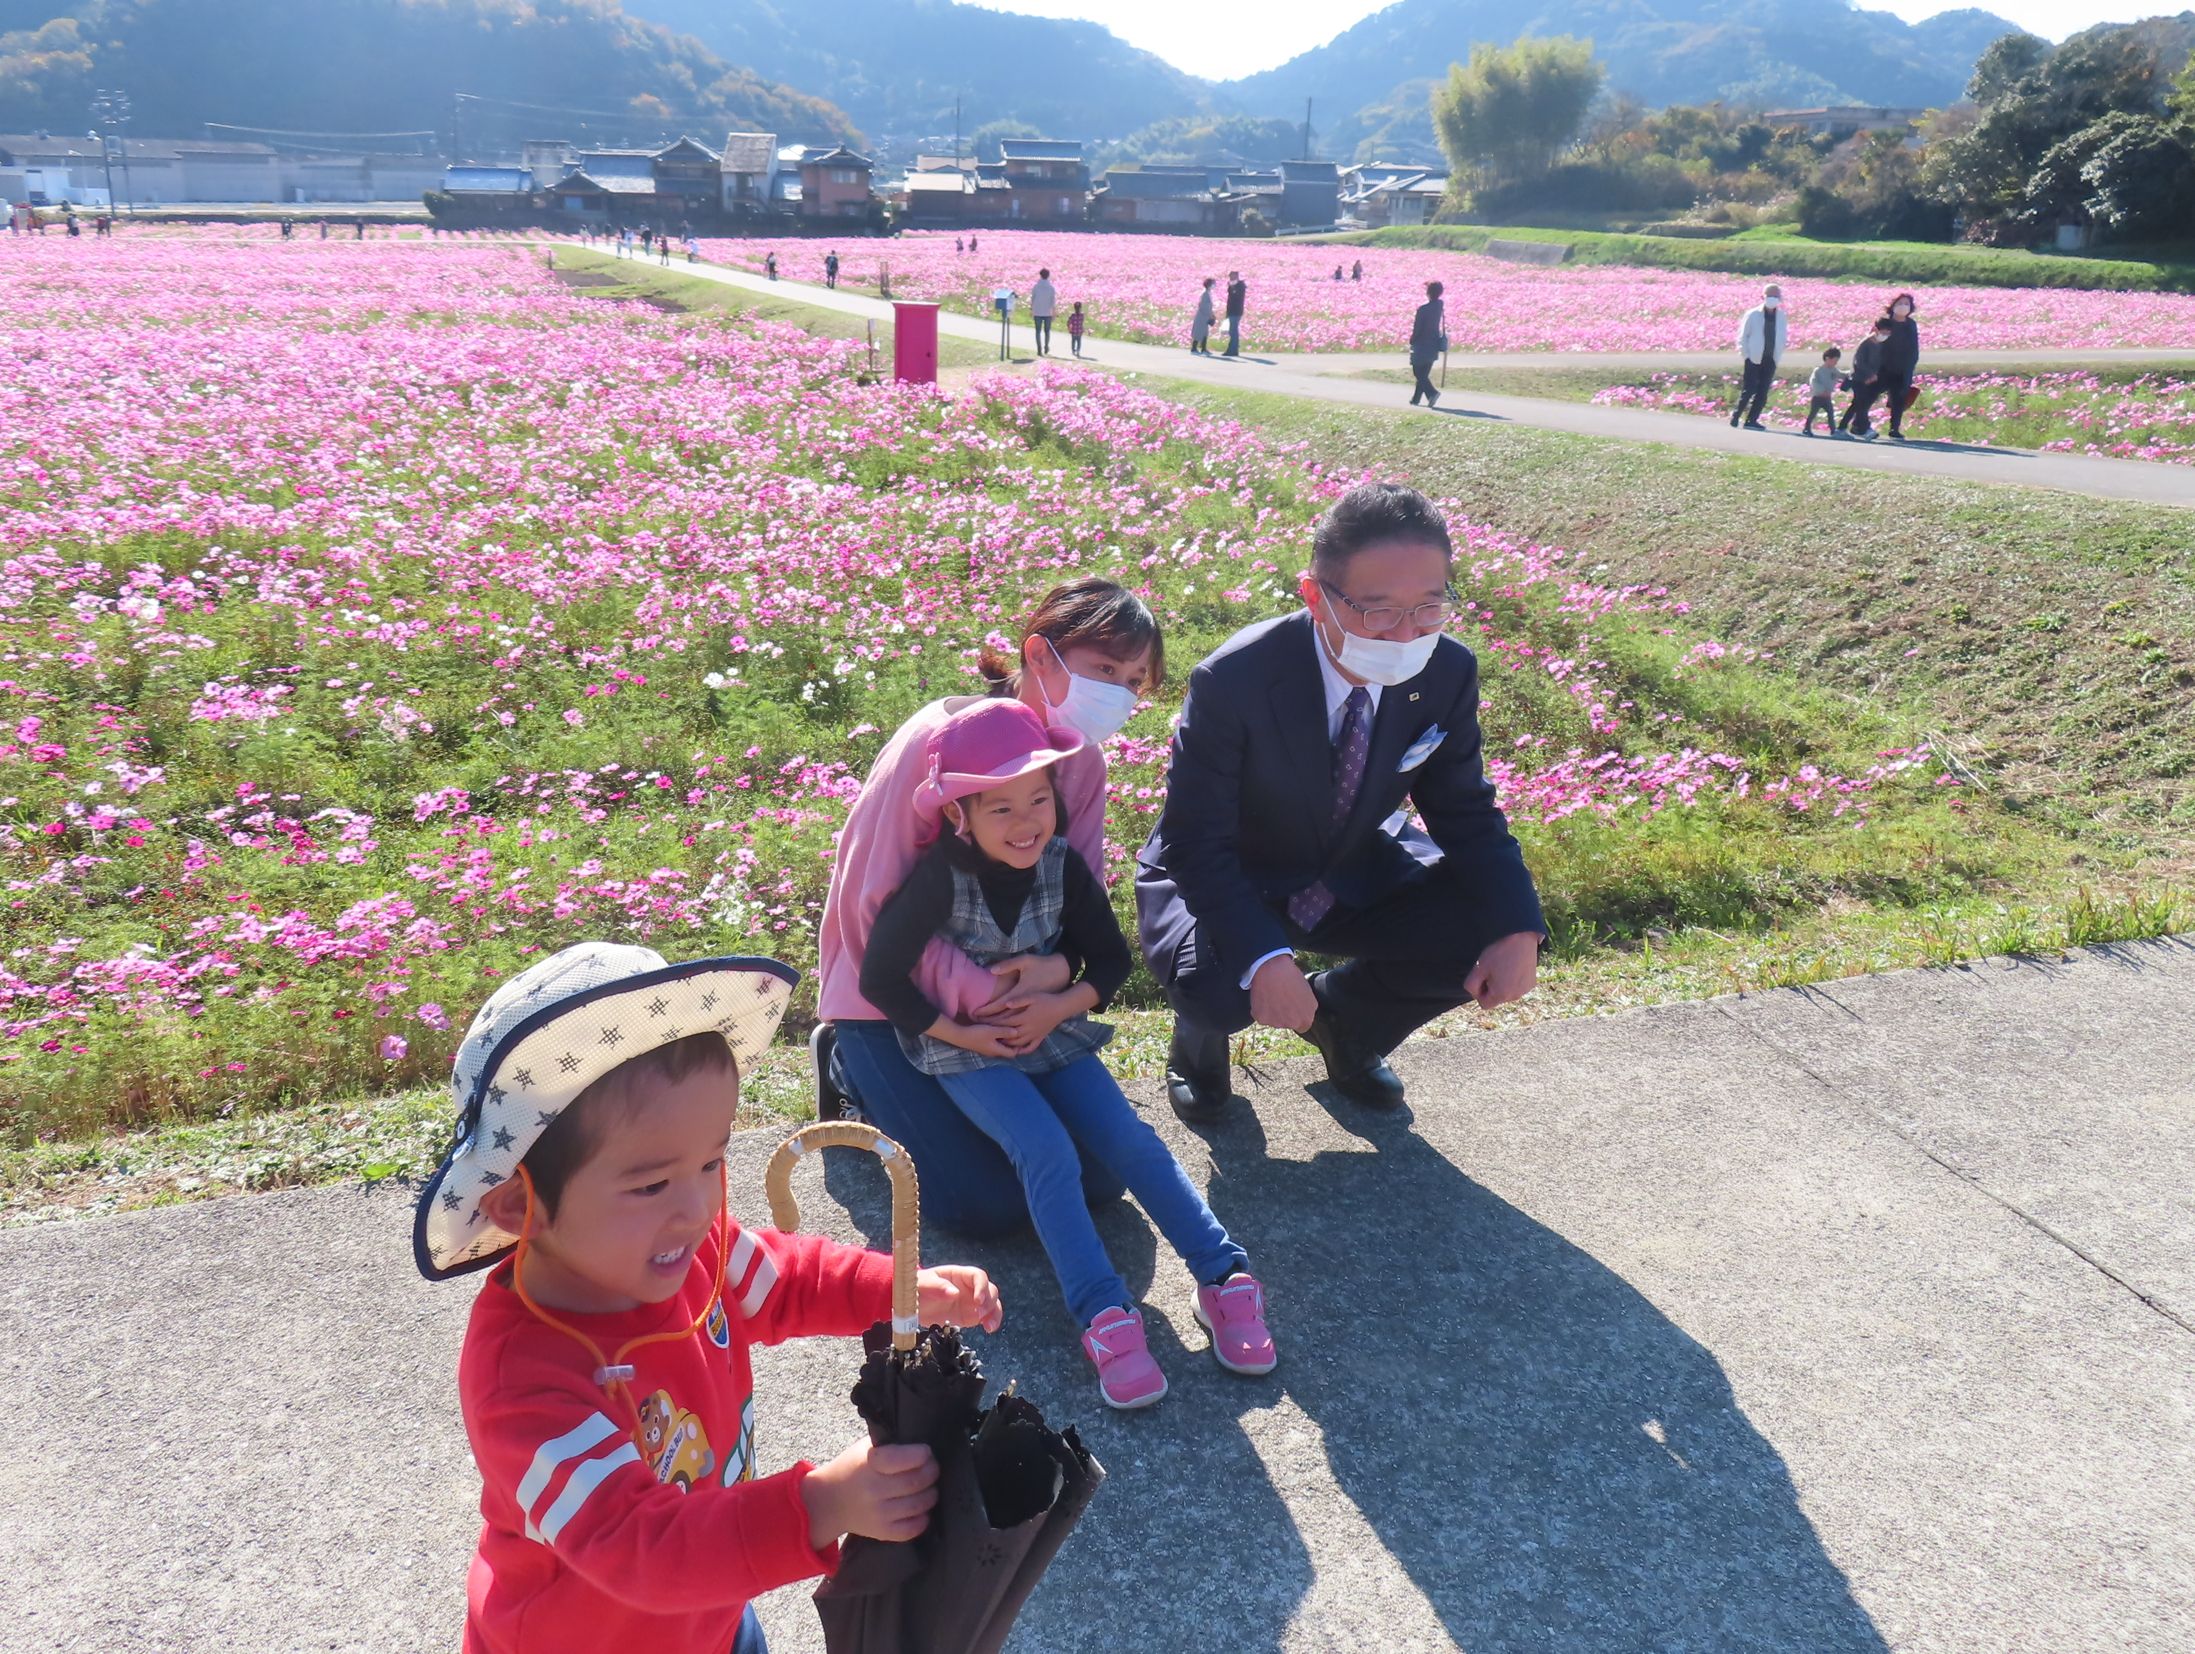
976, 0, 2144, 79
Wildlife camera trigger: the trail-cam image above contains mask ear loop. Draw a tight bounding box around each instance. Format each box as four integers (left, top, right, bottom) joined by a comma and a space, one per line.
507, 1162, 735, 1452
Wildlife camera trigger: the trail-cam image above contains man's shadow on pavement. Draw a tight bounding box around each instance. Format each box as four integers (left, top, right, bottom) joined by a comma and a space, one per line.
1175, 1085, 1891, 1653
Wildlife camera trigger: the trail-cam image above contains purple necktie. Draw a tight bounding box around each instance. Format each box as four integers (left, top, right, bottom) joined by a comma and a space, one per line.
1288, 687, 1370, 932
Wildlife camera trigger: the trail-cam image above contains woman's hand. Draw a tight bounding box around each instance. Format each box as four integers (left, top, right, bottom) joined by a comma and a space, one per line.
930, 1018, 1021, 1061
991, 988, 1092, 1053
974, 952, 1073, 1019
917, 1265, 1004, 1332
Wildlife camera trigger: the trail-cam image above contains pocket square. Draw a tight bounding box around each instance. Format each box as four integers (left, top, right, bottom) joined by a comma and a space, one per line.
1397, 727, 1447, 771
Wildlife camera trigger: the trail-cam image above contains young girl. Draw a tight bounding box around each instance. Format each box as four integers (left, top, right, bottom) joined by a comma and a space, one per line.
1067, 301, 1086, 357
860, 699, 1276, 1409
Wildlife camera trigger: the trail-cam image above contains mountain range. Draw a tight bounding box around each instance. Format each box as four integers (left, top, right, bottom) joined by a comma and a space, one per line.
2, 0, 2033, 163
640, 0, 2023, 156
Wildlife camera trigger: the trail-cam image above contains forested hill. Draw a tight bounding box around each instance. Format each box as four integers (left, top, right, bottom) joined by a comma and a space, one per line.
0, 0, 859, 146
639, 0, 1217, 141
1227, 0, 2017, 158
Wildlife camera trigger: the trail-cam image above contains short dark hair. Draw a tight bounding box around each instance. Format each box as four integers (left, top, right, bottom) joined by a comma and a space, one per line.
1823, 346, 1841, 358
1311, 482, 1453, 576
521, 1032, 736, 1217
977, 575, 1166, 696
1038, 267, 1050, 278
1425, 280, 1444, 299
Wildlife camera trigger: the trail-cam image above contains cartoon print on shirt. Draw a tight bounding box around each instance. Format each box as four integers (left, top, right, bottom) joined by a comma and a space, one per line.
719, 1394, 757, 1486
637, 1390, 716, 1490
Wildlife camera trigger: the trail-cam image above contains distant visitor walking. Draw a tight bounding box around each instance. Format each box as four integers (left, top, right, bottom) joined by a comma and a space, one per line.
824, 250, 840, 289
1877, 292, 1921, 440
1408, 281, 1445, 408
1840, 318, 1892, 437
1068, 301, 1085, 357
1730, 283, 1785, 431
1190, 278, 1215, 355
1223, 270, 1245, 357
1030, 267, 1057, 355
1804, 347, 1842, 436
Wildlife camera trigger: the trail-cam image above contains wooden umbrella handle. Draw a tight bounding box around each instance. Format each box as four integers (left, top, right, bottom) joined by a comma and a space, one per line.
764, 1121, 922, 1351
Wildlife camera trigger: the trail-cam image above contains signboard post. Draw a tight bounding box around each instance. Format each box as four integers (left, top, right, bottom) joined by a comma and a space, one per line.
991, 287, 1014, 361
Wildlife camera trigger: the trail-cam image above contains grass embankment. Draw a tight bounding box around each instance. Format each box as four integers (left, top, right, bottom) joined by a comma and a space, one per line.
1346, 361, 2195, 462
10, 256, 2190, 1225
1326, 224, 2195, 294
552, 246, 996, 367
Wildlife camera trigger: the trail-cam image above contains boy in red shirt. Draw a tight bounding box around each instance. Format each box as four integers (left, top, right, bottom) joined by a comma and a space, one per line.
414, 941, 1003, 1654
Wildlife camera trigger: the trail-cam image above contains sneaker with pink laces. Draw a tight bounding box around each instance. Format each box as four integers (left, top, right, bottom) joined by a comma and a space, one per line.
1194, 1273, 1277, 1375
1081, 1306, 1168, 1409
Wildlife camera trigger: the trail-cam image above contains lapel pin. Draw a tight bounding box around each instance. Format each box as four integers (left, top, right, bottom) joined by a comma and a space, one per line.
1408, 692, 1421, 702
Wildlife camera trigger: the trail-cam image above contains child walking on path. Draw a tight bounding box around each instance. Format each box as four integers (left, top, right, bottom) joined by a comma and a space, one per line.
414, 941, 1003, 1654
1067, 302, 1085, 357
1840, 319, 1891, 436
1804, 347, 1842, 435
860, 700, 1278, 1410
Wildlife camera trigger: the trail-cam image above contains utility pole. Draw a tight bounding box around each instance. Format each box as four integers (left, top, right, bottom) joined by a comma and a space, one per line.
1301, 98, 1313, 161
90, 87, 131, 212
954, 97, 962, 168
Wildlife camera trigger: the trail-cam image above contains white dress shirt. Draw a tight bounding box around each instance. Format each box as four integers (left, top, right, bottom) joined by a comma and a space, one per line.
1240, 631, 1382, 987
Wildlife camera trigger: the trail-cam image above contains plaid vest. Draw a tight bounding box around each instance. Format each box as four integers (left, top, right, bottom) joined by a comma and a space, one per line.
898, 838, 1113, 1078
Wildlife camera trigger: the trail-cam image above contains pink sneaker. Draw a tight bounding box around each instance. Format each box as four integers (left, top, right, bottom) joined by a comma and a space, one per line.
1194, 1273, 1277, 1375
1081, 1307, 1167, 1409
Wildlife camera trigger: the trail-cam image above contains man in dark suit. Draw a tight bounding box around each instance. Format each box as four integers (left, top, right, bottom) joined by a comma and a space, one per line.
1136, 482, 1545, 1117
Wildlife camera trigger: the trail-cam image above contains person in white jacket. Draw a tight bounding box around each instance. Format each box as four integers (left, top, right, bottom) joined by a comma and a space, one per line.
1030, 268, 1058, 356
1730, 282, 1786, 430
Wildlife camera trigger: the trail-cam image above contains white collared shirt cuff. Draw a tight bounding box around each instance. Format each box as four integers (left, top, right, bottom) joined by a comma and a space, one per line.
1240, 948, 1294, 990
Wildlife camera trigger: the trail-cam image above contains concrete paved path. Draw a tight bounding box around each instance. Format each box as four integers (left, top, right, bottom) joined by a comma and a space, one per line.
7, 938, 2192, 1652
618, 253, 2195, 510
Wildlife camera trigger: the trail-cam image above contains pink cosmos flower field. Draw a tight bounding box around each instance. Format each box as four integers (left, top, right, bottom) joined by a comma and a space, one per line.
1, 236, 1944, 1131
699, 229, 2195, 356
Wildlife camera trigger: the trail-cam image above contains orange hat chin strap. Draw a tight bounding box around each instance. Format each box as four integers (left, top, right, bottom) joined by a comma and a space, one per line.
508, 1162, 734, 1452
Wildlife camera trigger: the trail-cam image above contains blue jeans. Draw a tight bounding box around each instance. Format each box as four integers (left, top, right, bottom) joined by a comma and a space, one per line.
832, 1020, 1124, 1238
937, 1054, 1245, 1326
732, 1604, 766, 1654
1224, 313, 1241, 355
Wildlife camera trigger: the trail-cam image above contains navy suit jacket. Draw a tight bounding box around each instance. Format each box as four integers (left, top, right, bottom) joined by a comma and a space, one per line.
1136, 610, 1544, 988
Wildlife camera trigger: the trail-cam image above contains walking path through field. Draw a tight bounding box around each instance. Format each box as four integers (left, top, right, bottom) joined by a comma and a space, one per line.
8, 940, 2193, 1652
618, 252, 2195, 510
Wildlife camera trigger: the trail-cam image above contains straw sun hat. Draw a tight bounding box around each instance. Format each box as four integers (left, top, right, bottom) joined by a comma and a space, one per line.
412, 941, 798, 1281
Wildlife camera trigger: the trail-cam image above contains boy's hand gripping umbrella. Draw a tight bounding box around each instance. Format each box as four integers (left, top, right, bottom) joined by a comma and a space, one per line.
767, 1122, 1105, 1654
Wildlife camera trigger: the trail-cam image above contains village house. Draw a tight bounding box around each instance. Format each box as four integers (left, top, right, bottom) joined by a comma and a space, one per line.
439, 164, 536, 216
720, 131, 777, 217
1, 132, 440, 205
1275, 159, 1340, 228
1339, 161, 1448, 228
1091, 165, 1226, 229
998, 138, 1086, 222
798, 145, 874, 220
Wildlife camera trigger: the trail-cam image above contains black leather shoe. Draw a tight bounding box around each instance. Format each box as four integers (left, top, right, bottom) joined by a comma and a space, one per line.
1166, 1025, 1231, 1123
811, 1023, 849, 1122
1303, 1010, 1406, 1109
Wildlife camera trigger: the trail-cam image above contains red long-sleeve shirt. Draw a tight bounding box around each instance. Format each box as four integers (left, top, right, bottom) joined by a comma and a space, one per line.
456, 1216, 894, 1654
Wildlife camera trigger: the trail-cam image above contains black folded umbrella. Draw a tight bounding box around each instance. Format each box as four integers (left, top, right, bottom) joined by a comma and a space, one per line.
766, 1123, 1105, 1654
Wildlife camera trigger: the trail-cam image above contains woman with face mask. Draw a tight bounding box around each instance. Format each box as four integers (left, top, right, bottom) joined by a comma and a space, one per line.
815, 577, 1164, 1235
1876, 291, 1921, 440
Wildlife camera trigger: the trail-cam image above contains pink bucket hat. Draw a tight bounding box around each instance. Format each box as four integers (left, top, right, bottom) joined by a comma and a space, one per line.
914, 699, 1084, 837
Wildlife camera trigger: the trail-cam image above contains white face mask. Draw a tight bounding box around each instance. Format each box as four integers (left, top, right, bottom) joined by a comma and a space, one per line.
1316, 607, 1442, 687
1763, 298, 1781, 311
1039, 639, 1140, 742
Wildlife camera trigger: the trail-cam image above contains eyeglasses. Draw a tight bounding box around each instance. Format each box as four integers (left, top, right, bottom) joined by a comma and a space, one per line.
1318, 578, 1458, 635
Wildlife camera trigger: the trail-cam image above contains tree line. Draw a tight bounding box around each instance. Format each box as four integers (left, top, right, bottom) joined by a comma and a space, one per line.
1426, 19, 2195, 250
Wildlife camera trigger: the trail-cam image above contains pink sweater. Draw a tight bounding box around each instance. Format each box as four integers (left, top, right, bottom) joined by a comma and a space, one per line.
816, 695, 1110, 1023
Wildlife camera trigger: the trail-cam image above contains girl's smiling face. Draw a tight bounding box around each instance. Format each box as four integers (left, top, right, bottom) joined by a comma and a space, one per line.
948, 769, 1058, 869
